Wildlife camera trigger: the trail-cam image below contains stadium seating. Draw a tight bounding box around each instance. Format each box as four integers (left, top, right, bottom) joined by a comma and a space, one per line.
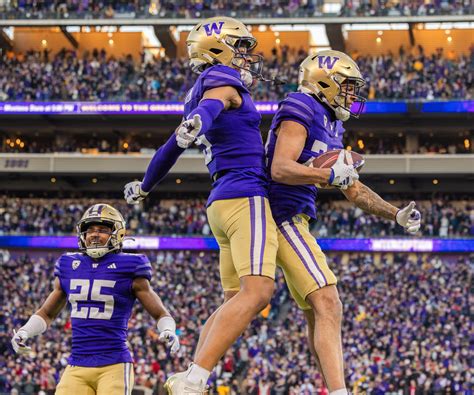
2, 0, 471, 19
1, 47, 472, 102
0, 196, 472, 237
1, 251, 470, 393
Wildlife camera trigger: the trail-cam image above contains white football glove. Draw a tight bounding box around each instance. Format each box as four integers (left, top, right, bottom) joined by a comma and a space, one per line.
329, 150, 360, 190
175, 114, 202, 149
159, 330, 180, 355
396, 201, 421, 234
124, 181, 148, 205
11, 329, 31, 355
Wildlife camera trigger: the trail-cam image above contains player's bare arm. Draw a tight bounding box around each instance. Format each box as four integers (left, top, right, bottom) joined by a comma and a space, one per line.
343, 180, 422, 233
132, 277, 171, 320
271, 120, 332, 185
342, 180, 398, 220
202, 85, 242, 110
35, 278, 67, 325
132, 277, 180, 354
11, 277, 66, 355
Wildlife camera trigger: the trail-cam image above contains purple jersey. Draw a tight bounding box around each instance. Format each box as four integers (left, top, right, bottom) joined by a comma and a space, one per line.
184, 64, 268, 205
54, 252, 152, 367
266, 92, 345, 224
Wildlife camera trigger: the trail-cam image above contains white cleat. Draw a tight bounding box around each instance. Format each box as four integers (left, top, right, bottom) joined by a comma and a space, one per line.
164, 372, 208, 395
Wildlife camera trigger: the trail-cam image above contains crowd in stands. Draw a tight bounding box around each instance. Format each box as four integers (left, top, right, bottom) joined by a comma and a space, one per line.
0, 46, 472, 102
1, 250, 470, 393
3, 133, 472, 155
0, 196, 472, 237
339, 0, 472, 17
1, 0, 471, 19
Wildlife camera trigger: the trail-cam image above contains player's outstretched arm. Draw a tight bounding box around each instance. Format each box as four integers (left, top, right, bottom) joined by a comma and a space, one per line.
11, 278, 67, 355
124, 86, 236, 204
124, 133, 186, 204
175, 86, 238, 149
132, 277, 180, 354
271, 120, 333, 185
342, 180, 421, 233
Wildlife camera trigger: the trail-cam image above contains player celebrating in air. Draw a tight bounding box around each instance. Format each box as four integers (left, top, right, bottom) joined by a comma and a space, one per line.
123, 17, 280, 394
266, 50, 422, 394
11, 204, 179, 395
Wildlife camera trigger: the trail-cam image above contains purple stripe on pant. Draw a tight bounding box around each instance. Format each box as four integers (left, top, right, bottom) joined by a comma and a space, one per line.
279, 223, 322, 288
249, 197, 256, 275
259, 197, 266, 275
289, 222, 328, 286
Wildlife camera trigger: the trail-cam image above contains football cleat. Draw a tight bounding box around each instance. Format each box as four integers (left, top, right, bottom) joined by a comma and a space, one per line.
164, 372, 208, 395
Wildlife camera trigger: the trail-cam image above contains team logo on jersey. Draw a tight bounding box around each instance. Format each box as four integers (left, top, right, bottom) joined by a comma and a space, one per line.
317, 56, 339, 70
72, 260, 81, 270
92, 263, 99, 268
323, 115, 328, 127
107, 263, 117, 269
203, 21, 225, 36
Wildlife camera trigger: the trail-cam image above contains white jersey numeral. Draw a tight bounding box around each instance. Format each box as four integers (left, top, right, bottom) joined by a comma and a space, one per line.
196, 135, 213, 165
69, 279, 90, 319
311, 139, 328, 155
69, 279, 116, 320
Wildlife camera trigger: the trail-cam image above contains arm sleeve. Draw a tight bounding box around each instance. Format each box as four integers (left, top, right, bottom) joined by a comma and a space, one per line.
133, 254, 152, 281
186, 98, 225, 137
141, 134, 185, 193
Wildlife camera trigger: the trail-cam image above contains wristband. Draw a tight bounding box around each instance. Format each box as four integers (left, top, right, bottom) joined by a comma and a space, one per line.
157, 316, 176, 334
20, 314, 47, 337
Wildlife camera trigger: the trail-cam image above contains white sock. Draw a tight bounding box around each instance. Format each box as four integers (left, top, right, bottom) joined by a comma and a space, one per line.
186, 363, 210, 386
330, 389, 348, 395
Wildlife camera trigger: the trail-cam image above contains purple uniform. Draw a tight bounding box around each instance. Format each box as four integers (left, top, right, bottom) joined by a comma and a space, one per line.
54, 252, 152, 367
184, 64, 268, 205
266, 92, 345, 224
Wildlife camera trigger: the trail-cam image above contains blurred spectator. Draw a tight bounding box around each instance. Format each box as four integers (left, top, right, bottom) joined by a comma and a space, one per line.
339, 0, 473, 17
3, 132, 472, 154
0, 196, 472, 237
0, 47, 472, 102
0, 0, 471, 19
1, 251, 471, 393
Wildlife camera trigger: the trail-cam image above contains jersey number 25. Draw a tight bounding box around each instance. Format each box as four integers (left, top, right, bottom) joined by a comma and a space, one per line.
69, 279, 116, 320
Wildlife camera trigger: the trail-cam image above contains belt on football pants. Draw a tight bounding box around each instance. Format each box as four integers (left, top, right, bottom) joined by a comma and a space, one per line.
212, 170, 231, 182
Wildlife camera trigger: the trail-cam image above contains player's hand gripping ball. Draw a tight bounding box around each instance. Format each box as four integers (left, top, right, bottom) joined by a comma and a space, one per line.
312, 149, 365, 190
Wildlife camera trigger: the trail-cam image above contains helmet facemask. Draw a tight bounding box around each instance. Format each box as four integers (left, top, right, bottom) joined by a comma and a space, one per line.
225, 36, 264, 87
332, 73, 366, 120
77, 207, 126, 259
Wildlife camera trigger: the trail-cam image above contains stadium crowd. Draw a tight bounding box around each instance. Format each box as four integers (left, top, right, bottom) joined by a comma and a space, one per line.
3, 134, 472, 155
1, 250, 471, 393
1, 0, 471, 19
0, 196, 472, 237
0, 46, 472, 102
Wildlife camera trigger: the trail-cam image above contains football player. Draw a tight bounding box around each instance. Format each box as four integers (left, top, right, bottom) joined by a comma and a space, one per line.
11, 204, 179, 395
123, 17, 279, 394
265, 50, 422, 394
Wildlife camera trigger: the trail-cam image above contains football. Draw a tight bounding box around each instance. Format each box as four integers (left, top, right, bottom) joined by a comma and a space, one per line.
313, 149, 365, 189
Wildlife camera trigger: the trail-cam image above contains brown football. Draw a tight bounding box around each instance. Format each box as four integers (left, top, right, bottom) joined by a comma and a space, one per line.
312, 149, 365, 189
